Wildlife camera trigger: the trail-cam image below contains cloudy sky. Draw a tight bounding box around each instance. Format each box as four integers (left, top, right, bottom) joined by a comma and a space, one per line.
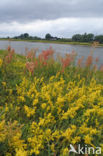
0, 0, 103, 38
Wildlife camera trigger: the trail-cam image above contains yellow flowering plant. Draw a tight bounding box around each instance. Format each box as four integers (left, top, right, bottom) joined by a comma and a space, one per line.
0, 49, 103, 155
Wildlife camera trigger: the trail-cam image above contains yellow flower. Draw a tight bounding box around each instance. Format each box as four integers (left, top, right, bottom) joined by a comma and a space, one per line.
15, 148, 27, 156
2, 81, 6, 87
0, 58, 3, 67
33, 99, 38, 106
62, 108, 77, 119
63, 125, 76, 141
62, 148, 69, 156
41, 103, 46, 109
18, 96, 25, 102
52, 130, 60, 140
84, 135, 92, 145
72, 136, 81, 144
90, 129, 97, 135
24, 105, 35, 117
50, 143, 55, 152
45, 129, 51, 136
49, 76, 55, 81
9, 89, 13, 95
39, 118, 45, 126
5, 103, 9, 112
56, 96, 65, 104
0, 120, 6, 142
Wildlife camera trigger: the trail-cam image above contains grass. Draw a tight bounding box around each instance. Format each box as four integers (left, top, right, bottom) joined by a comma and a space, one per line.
0, 48, 103, 156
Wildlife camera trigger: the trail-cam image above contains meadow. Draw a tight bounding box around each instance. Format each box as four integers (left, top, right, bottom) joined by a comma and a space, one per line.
0, 45, 103, 156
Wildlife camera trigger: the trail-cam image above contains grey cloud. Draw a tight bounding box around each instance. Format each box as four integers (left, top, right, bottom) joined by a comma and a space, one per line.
0, 0, 103, 23
0, 18, 103, 38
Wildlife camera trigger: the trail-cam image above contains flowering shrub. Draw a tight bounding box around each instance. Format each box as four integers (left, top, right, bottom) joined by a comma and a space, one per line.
0, 48, 103, 155
15, 75, 103, 155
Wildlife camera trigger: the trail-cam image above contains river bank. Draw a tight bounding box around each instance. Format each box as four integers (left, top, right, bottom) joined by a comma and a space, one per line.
0, 38, 103, 47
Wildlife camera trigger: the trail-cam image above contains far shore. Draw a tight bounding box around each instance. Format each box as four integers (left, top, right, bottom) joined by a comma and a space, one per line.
0, 38, 103, 47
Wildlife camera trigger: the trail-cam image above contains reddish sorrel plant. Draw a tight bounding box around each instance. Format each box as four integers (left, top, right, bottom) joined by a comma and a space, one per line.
4, 46, 15, 64
95, 57, 99, 63
85, 55, 93, 67
77, 56, 84, 67
7, 45, 11, 52
26, 48, 38, 62
93, 64, 98, 72
38, 47, 54, 65
25, 62, 35, 75
25, 47, 54, 75
25, 59, 38, 75
100, 65, 103, 72
61, 50, 76, 71
25, 48, 39, 74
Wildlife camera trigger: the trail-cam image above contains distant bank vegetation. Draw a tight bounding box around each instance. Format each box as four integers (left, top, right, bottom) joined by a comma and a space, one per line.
1, 33, 103, 44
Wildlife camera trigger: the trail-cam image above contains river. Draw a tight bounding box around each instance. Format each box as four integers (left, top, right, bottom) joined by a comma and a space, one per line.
0, 40, 103, 66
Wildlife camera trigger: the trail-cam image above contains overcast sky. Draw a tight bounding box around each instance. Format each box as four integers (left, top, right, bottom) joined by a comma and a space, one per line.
0, 0, 103, 38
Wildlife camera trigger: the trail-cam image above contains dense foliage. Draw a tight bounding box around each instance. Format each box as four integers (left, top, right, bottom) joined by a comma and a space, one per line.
72, 33, 94, 42
0, 46, 103, 156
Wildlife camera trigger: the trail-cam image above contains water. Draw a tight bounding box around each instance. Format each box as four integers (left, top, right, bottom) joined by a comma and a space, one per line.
0, 40, 103, 66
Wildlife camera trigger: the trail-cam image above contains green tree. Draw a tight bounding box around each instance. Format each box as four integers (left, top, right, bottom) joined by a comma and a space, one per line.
72, 33, 94, 42
45, 33, 52, 40
72, 34, 82, 42
23, 33, 29, 38
95, 35, 103, 43
86, 33, 94, 42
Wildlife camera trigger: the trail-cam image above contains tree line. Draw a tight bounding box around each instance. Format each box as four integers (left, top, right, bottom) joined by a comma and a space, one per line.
72, 33, 103, 43
6, 33, 103, 43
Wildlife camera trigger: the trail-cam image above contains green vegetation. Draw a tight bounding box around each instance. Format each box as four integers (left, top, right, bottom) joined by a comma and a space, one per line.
0, 47, 103, 156
1, 32, 103, 46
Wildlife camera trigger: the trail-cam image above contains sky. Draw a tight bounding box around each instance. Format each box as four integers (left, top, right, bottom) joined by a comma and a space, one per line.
0, 0, 103, 38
